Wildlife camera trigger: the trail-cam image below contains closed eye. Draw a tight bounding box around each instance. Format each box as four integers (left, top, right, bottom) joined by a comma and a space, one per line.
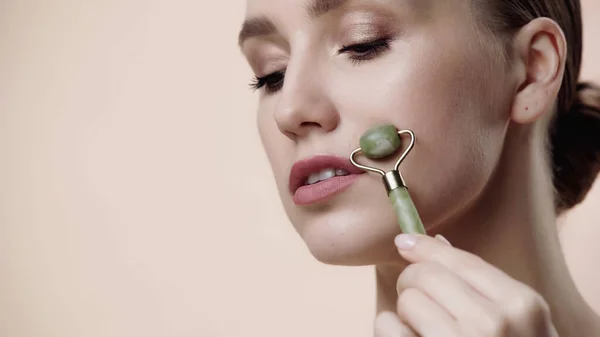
338, 37, 392, 64
249, 70, 285, 93
248, 38, 392, 94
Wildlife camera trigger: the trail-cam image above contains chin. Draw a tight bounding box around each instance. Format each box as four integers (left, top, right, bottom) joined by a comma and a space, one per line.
289, 196, 404, 266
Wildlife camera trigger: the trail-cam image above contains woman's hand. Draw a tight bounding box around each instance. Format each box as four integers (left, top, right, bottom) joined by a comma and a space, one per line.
374, 234, 558, 337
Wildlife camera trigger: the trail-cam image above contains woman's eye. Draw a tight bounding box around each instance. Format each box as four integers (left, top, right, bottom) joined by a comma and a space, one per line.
248, 38, 390, 94
338, 38, 392, 64
250, 70, 285, 94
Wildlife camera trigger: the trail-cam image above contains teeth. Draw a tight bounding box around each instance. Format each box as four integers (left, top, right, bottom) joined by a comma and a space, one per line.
305, 168, 350, 185
307, 173, 320, 185
319, 168, 336, 181
335, 169, 349, 176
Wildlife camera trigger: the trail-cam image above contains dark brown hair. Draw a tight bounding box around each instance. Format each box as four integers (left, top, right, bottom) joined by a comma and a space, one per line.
475, 0, 600, 213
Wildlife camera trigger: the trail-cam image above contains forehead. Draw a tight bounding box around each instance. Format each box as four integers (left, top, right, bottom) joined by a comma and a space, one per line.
244, 0, 431, 20
245, 0, 335, 15
240, 0, 439, 44
243, 0, 340, 31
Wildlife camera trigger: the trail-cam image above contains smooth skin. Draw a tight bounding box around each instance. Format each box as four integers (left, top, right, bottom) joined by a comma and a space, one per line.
239, 0, 600, 335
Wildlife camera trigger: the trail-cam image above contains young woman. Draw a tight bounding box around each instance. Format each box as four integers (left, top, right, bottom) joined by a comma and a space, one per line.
238, 0, 600, 335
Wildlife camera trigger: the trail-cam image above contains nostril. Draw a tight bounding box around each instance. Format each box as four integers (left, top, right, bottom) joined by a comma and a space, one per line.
300, 121, 321, 128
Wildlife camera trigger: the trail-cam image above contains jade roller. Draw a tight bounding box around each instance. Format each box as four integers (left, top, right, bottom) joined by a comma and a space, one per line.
349, 124, 426, 235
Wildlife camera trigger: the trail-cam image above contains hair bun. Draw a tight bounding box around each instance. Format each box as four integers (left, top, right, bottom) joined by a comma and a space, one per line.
550, 81, 600, 212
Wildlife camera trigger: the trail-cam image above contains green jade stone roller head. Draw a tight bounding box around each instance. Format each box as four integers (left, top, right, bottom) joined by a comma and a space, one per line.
349, 124, 427, 235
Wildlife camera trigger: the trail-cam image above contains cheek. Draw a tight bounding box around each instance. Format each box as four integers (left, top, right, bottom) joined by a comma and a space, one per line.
397, 47, 508, 225
331, 37, 508, 226
413, 120, 504, 226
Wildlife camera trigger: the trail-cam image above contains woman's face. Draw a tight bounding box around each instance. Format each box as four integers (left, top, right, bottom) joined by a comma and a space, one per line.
240, 0, 515, 265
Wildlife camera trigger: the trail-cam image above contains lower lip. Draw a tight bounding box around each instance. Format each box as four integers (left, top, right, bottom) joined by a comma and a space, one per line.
292, 174, 362, 205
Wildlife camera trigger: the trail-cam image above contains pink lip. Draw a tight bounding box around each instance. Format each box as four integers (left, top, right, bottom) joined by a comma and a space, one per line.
289, 155, 365, 205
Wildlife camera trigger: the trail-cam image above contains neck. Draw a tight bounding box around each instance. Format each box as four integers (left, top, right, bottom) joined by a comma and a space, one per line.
375, 123, 600, 336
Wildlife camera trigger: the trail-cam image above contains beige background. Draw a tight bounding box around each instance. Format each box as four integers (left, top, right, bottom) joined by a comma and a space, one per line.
1, 1, 598, 336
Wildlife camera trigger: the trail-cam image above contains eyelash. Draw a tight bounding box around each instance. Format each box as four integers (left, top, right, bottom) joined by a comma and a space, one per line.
338, 37, 392, 64
249, 37, 392, 94
249, 70, 285, 94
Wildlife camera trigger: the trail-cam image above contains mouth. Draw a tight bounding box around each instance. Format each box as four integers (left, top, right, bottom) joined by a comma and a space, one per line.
289, 155, 366, 205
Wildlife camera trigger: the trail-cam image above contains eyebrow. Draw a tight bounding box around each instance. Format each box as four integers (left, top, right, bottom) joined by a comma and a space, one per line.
238, 0, 348, 47
237, 17, 277, 46
306, 0, 347, 18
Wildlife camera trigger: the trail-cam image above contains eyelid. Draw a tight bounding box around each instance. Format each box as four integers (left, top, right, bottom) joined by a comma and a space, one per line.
338, 37, 391, 53
343, 23, 387, 39
333, 7, 401, 46
245, 44, 289, 78
336, 26, 398, 55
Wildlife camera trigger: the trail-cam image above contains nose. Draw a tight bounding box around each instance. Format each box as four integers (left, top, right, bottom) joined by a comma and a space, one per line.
274, 58, 340, 139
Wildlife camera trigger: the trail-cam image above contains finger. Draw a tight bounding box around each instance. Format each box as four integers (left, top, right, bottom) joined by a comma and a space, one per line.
396, 288, 459, 337
434, 234, 451, 246
394, 234, 517, 301
397, 262, 507, 336
374, 311, 418, 337
397, 262, 497, 321
498, 290, 552, 336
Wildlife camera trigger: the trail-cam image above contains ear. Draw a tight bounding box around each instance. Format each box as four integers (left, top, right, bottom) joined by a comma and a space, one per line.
510, 18, 567, 124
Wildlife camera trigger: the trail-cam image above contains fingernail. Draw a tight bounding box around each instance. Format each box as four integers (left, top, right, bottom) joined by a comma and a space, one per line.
394, 234, 417, 250
435, 234, 452, 246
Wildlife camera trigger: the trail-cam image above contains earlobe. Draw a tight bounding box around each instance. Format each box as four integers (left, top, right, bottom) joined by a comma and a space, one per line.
510, 18, 567, 124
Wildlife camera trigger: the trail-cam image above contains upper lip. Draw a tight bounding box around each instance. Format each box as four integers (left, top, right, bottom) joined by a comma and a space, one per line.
288, 155, 365, 194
